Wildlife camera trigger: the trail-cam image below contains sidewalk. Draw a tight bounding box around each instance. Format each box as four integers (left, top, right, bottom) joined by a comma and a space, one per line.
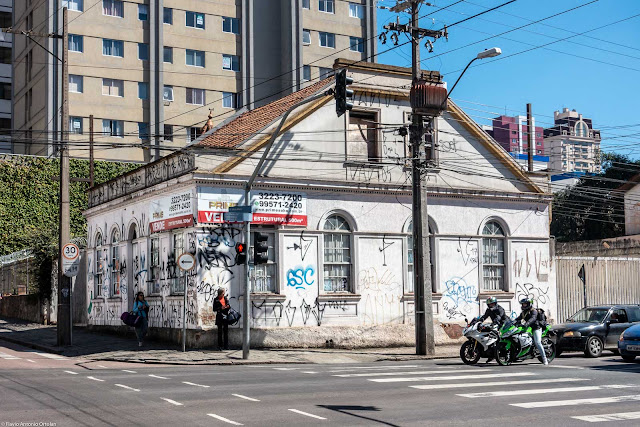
0, 317, 459, 365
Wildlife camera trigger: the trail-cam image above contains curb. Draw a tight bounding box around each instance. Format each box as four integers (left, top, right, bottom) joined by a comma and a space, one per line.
0, 334, 65, 355
89, 357, 311, 366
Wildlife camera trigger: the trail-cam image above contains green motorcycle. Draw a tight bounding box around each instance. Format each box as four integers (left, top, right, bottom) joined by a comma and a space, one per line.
494, 319, 556, 366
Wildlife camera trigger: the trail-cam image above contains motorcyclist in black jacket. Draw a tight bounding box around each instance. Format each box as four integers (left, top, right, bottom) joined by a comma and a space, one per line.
478, 296, 508, 326
513, 298, 548, 365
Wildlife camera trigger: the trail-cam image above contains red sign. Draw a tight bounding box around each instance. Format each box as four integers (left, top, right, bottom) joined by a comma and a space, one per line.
150, 214, 194, 233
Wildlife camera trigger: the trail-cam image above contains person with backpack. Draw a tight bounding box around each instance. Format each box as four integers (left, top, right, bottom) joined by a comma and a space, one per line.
132, 292, 150, 347
513, 297, 548, 365
213, 288, 230, 351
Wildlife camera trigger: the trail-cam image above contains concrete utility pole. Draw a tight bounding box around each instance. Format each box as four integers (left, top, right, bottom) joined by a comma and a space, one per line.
527, 103, 534, 172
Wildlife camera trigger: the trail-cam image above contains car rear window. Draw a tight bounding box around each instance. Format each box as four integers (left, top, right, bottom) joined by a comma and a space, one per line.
627, 306, 640, 322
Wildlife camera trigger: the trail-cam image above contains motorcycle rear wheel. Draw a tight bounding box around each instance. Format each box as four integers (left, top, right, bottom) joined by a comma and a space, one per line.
495, 342, 513, 366
460, 341, 482, 365
538, 337, 556, 363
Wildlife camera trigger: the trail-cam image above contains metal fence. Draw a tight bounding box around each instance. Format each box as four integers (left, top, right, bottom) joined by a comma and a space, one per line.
556, 256, 640, 322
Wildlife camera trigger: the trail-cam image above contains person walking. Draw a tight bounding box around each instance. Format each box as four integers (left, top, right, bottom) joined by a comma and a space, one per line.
132, 291, 149, 347
513, 298, 548, 365
213, 288, 230, 350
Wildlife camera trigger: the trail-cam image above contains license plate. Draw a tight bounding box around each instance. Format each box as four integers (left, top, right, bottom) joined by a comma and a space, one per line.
627, 345, 640, 351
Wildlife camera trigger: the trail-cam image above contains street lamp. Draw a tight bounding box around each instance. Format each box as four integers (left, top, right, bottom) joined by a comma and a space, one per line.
445, 47, 502, 100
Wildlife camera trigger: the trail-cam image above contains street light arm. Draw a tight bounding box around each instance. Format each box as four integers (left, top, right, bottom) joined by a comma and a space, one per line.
443, 57, 478, 106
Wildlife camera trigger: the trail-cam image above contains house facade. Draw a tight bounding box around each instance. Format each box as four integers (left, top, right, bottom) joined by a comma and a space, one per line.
83, 60, 555, 347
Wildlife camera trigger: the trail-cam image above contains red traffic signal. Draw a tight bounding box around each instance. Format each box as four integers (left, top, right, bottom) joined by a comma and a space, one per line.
235, 242, 247, 265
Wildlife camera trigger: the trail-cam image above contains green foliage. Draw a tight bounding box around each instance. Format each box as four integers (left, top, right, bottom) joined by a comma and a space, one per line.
551, 152, 640, 242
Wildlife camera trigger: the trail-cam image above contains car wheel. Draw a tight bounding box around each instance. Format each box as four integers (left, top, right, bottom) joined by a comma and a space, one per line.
584, 336, 603, 358
621, 354, 636, 362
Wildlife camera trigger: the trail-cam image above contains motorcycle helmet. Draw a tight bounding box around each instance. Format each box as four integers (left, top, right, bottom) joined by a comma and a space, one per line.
486, 296, 498, 309
520, 297, 533, 311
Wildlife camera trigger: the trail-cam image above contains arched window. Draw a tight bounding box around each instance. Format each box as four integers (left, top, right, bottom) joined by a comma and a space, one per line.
323, 214, 352, 293
575, 121, 589, 138
95, 232, 104, 297
407, 221, 435, 294
110, 229, 120, 296
482, 221, 505, 291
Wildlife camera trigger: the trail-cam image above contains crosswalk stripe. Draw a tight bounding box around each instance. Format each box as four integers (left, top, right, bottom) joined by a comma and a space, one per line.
288, 409, 327, 420
329, 365, 419, 372
511, 394, 640, 408
371, 372, 535, 383
207, 414, 243, 425
572, 411, 640, 423
115, 384, 140, 392
37, 353, 65, 359
334, 369, 491, 378
0, 352, 20, 360
411, 378, 587, 390
161, 398, 184, 406
458, 386, 608, 398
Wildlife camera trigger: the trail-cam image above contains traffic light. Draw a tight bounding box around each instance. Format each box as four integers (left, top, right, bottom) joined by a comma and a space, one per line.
235, 242, 247, 265
253, 232, 269, 265
335, 69, 354, 117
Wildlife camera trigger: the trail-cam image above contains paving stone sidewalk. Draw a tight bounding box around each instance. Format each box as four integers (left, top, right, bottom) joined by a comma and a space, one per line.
0, 317, 459, 365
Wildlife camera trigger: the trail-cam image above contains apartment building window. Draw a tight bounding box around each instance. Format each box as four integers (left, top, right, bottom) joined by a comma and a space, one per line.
188, 127, 202, 142
319, 32, 335, 48
482, 221, 505, 291
103, 0, 123, 18
186, 49, 205, 67
511, 138, 517, 143
102, 78, 124, 97
103, 39, 124, 57
302, 29, 311, 45
138, 43, 149, 60
222, 92, 237, 109
0, 82, 10, 100
319, 0, 334, 13
222, 54, 239, 71
0, 47, 10, 65
138, 4, 148, 21
222, 17, 240, 34
164, 124, 173, 141
303, 65, 311, 81
302, 0, 310, 9
163, 47, 173, 63
149, 237, 160, 294
323, 215, 352, 293
70, 117, 83, 134
95, 233, 103, 296
69, 34, 83, 52
349, 3, 364, 18
110, 230, 120, 295
186, 88, 205, 105
102, 119, 124, 137
250, 231, 276, 293
138, 122, 149, 140
319, 67, 332, 79
186, 11, 205, 29
348, 110, 379, 162
62, 0, 83, 11
163, 85, 174, 101
69, 75, 83, 93
138, 82, 148, 100
349, 36, 364, 52
163, 8, 172, 24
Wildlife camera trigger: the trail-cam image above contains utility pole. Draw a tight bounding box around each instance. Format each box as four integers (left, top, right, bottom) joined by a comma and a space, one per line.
527, 103, 534, 172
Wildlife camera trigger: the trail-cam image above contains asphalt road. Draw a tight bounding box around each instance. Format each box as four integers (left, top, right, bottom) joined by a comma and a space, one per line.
2, 341, 640, 426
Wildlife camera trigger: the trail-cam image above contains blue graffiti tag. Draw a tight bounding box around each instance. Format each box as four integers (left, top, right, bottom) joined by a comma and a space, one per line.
286, 266, 315, 290
443, 277, 478, 306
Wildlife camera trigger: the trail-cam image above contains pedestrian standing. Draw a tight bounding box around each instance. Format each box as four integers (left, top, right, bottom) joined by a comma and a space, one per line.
213, 288, 230, 350
133, 291, 149, 347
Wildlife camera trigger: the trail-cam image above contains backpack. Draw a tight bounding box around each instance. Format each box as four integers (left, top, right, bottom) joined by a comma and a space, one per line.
537, 309, 548, 327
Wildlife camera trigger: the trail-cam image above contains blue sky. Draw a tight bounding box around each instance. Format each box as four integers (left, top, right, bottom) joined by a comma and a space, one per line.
375, 0, 640, 158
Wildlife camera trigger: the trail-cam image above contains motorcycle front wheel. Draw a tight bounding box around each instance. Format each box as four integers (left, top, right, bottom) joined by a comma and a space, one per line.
460, 341, 481, 365
495, 342, 513, 366
538, 337, 556, 363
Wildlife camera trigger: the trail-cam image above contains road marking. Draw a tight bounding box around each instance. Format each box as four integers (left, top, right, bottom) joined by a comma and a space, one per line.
115, 384, 140, 392
37, 353, 65, 359
545, 365, 585, 370
161, 398, 184, 406
458, 386, 606, 398
0, 352, 20, 360
272, 367, 300, 371
122, 370, 137, 373
302, 371, 318, 374
87, 376, 105, 382
511, 394, 640, 408
95, 364, 108, 369
371, 372, 535, 383
572, 411, 640, 423
329, 365, 419, 372
149, 374, 169, 379
232, 394, 260, 402
207, 414, 243, 425
183, 381, 210, 388
411, 378, 586, 390
288, 409, 327, 420
334, 369, 491, 378
64, 370, 79, 375
25, 359, 36, 363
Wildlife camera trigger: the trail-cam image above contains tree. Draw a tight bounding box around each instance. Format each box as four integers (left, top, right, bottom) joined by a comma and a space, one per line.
551, 153, 640, 242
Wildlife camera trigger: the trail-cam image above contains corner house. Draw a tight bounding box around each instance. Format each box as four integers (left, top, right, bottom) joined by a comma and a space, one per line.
83, 60, 555, 348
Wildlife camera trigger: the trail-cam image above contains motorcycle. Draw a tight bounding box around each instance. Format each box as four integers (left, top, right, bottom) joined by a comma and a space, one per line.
494, 319, 556, 366
460, 317, 500, 365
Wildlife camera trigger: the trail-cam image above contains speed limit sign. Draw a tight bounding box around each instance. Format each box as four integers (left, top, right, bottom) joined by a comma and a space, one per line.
62, 243, 80, 277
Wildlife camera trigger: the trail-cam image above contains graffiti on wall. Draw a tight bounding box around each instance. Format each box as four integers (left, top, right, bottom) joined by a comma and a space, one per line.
360, 267, 403, 325
457, 238, 478, 266
442, 277, 478, 320
286, 266, 315, 290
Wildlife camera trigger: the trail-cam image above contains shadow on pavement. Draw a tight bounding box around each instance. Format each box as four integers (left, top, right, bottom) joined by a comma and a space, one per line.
318, 405, 400, 427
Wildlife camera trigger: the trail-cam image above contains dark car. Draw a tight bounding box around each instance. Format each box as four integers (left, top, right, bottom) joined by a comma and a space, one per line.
618, 323, 640, 362
551, 305, 640, 357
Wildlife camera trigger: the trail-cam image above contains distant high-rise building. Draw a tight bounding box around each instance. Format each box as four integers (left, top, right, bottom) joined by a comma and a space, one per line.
0, 0, 11, 153
11, 0, 377, 162
544, 108, 601, 174
484, 115, 547, 171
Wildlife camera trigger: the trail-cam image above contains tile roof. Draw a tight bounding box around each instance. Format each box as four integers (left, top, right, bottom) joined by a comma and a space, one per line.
196, 78, 334, 149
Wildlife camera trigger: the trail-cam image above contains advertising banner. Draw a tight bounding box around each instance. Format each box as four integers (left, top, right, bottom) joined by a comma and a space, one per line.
197, 187, 307, 226
149, 191, 194, 233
